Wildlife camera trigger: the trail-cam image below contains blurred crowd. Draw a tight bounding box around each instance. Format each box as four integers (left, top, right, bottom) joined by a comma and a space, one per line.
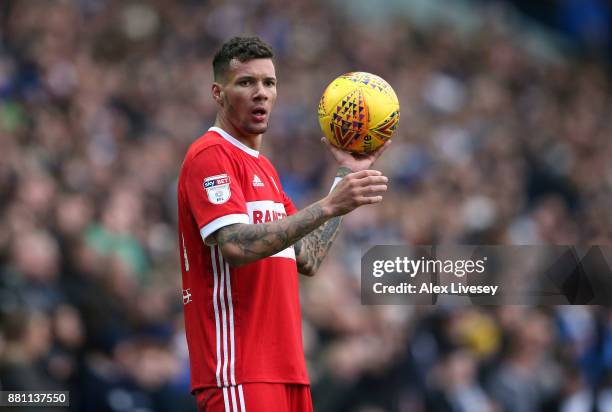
1, 0, 612, 411
500, 0, 612, 59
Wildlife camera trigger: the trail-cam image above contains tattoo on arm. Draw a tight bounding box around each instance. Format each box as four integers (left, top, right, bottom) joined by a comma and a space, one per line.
215, 203, 328, 266
295, 166, 352, 275
295, 216, 342, 275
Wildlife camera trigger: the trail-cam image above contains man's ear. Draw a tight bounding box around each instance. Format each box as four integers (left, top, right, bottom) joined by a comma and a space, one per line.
212, 83, 224, 106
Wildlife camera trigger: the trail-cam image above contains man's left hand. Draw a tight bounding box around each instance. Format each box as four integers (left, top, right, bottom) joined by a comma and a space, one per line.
322, 137, 391, 172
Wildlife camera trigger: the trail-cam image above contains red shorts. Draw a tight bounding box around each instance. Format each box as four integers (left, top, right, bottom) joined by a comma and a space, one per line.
195, 383, 313, 412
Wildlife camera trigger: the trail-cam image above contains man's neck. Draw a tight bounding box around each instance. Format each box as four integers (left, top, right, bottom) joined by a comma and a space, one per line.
214, 116, 262, 152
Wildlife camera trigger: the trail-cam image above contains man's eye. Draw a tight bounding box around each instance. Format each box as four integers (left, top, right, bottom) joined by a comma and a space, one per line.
239, 80, 250, 86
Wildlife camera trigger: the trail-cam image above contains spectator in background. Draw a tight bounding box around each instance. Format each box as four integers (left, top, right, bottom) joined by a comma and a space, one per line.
487, 311, 558, 411
425, 349, 494, 412
0, 310, 56, 390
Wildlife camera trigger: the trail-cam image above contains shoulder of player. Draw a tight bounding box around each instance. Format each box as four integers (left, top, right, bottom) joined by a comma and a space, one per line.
184, 133, 235, 165
178, 140, 236, 187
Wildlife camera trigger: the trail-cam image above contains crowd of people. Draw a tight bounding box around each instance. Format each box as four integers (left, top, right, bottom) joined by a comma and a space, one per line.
1, 0, 612, 411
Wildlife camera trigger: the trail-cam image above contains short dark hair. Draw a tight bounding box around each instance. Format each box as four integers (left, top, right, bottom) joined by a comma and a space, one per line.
212, 36, 274, 81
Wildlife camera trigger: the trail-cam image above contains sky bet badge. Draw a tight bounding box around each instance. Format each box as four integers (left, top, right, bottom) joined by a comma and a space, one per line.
204, 174, 231, 204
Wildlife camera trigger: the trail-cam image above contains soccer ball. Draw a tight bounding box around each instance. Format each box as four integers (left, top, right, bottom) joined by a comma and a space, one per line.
318, 72, 400, 154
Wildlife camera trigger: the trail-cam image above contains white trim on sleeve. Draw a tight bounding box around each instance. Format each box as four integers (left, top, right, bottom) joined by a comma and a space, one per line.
200, 214, 249, 243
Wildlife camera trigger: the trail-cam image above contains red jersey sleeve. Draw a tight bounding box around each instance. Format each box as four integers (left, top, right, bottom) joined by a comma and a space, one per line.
185, 145, 249, 243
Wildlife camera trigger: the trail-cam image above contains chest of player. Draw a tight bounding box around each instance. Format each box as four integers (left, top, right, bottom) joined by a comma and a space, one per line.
237, 160, 287, 224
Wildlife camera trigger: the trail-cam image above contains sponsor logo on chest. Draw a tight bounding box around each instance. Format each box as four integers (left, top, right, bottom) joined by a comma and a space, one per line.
246, 200, 288, 224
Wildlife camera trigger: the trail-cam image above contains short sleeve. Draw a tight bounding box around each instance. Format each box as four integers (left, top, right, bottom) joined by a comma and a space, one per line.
185, 146, 249, 243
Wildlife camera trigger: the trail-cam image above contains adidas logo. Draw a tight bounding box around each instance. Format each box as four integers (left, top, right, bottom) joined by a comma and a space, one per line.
252, 174, 264, 187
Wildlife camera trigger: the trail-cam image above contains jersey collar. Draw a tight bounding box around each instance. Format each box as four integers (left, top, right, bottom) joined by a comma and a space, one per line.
209, 127, 259, 158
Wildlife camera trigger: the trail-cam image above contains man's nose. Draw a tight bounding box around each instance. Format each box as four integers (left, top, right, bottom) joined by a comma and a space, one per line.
253, 82, 268, 100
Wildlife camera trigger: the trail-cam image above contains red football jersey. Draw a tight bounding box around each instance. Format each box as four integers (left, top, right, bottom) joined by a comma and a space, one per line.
177, 127, 309, 393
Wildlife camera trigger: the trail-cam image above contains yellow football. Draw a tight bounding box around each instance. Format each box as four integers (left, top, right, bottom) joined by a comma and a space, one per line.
318, 72, 400, 154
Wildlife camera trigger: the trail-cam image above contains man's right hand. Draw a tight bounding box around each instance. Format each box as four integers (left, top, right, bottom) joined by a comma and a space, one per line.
320, 170, 388, 218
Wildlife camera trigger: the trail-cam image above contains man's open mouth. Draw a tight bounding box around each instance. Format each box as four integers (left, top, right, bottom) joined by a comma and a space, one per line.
252, 108, 267, 122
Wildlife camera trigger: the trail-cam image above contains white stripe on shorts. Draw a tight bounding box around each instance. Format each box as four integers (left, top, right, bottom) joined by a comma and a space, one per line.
238, 385, 246, 411
222, 387, 230, 412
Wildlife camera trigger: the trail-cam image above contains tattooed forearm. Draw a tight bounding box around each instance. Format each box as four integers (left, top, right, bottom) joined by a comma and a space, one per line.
214, 203, 329, 267
294, 167, 351, 275
295, 215, 342, 276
